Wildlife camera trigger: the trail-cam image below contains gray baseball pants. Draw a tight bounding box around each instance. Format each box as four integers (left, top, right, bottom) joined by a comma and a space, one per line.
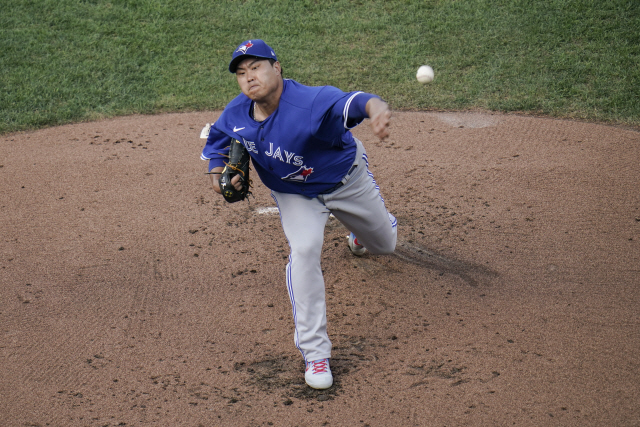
271, 139, 397, 363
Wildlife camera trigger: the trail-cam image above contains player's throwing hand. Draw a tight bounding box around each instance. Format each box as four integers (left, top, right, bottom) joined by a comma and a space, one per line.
366, 97, 391, 140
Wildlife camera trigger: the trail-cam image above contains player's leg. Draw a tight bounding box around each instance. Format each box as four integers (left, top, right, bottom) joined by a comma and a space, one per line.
321, 141, 397, 254
270, 191, 332, 362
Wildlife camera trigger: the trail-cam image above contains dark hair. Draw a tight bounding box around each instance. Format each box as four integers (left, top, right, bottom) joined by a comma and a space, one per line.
267, 58, 283, 77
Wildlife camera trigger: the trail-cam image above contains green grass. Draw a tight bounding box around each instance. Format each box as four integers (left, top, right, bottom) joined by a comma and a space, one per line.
1, 0, 639, 134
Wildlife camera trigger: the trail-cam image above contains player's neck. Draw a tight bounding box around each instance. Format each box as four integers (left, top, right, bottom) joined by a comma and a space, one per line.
253, 100, 277, 121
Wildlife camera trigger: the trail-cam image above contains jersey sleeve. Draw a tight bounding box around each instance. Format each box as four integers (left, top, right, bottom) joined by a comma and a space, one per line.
311, 88, 378, 144
200, 122, 233, 172
344, 91, 379, 129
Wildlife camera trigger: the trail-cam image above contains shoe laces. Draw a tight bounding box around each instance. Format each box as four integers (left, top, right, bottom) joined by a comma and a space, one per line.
308, 359, 329, 374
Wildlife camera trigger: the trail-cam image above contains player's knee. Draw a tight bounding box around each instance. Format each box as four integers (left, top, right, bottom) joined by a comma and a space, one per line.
368, 240, 396, 255
290, 239, 323, 259
364, 222, 397, 255
380, 241, 397, 254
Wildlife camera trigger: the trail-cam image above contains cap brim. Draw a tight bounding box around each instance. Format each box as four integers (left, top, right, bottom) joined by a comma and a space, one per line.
229, 54, 276, 73
228, 55, 247, 73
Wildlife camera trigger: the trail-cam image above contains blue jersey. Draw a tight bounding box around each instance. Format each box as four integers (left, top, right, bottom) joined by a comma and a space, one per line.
201, 79, 375, 197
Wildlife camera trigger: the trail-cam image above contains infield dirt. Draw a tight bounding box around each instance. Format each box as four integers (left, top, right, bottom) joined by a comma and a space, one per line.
1, 111, 639, 426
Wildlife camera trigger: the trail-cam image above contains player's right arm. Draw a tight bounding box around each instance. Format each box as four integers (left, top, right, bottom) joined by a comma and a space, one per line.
201, 123, 240, 195
208, 167, 224, 194
208, 167, 243, 195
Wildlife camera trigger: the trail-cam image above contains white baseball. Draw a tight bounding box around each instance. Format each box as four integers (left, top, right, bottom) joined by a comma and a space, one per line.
416, 65, 434, 84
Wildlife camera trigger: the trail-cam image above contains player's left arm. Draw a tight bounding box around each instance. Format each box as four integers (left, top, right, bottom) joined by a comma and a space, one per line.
341, 91, 391, 140
365, 97, 391, 141
312, 88, 390, 143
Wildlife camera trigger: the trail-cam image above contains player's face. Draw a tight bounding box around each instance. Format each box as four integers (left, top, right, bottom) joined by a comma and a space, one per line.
235, 58, 282, 102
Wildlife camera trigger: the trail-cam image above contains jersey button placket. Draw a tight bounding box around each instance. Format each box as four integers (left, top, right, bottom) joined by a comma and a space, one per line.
259, 126, 274, 170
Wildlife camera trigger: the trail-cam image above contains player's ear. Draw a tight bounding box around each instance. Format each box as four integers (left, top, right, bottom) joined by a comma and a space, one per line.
273, 61, 282, 76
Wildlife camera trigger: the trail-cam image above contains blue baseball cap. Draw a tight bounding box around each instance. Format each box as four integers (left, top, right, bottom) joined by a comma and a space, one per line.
229, 39, 278, 73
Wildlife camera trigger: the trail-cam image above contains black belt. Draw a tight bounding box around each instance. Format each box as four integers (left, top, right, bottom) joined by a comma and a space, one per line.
320, 164, 358, 194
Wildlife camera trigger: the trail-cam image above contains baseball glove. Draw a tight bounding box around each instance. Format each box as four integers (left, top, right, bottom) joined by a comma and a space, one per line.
219, 139, 252, 203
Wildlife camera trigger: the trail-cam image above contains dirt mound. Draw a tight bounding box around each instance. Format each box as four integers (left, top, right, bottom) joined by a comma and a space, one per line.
1, 111, 638, 426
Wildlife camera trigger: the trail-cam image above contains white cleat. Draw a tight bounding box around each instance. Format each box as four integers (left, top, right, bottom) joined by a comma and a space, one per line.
305, 358, 333, 389
348, 232, 367, 256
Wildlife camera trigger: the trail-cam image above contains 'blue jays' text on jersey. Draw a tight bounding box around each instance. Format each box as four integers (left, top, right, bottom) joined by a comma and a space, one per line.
200, 79, 376, 197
